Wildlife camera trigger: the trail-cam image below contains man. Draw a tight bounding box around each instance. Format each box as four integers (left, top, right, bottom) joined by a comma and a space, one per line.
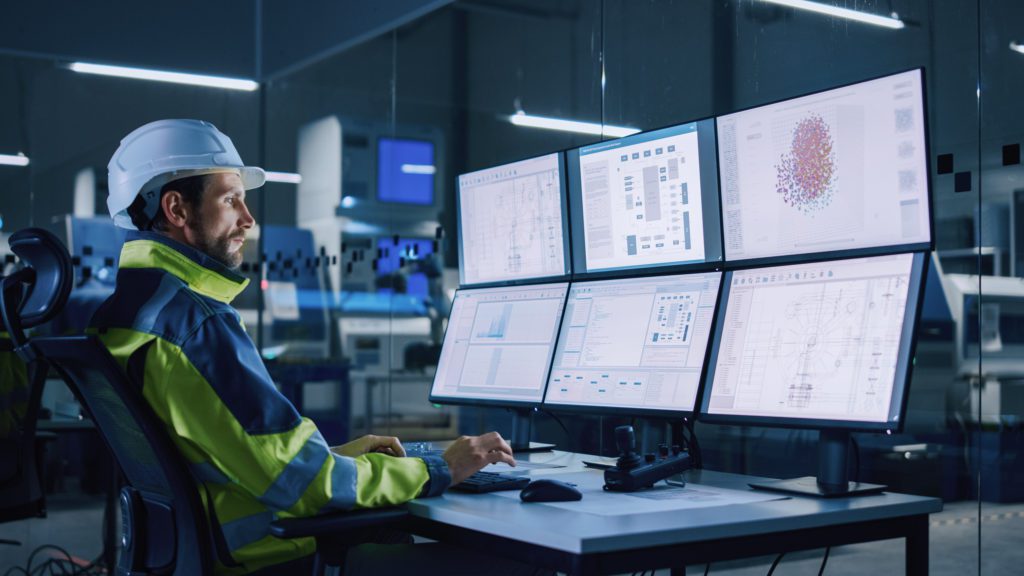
94, 119, 516, 574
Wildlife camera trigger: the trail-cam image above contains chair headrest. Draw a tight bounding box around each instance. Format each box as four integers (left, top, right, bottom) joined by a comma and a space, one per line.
2, 228, 73, 333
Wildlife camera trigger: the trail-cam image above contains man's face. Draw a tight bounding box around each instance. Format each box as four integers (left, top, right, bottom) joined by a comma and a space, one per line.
184, 172, 254, 269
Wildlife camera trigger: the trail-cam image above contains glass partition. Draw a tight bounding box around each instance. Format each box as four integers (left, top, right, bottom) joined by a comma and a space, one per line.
5, 1, 1024, 573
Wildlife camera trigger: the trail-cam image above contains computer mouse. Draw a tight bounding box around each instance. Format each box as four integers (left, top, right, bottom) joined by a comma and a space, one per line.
519, 478, 583, 503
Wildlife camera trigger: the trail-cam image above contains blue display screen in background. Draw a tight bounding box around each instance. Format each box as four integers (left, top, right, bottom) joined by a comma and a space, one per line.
377, 138, 435, 205
375, 237, 434, 298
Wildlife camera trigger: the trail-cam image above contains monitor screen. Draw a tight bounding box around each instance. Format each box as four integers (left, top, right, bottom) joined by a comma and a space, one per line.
568, 119, 723, 276
716, 69, 931, 264
544, 271, 722, 415
430, 282, 569, 407
377, 137, 435, 205
457, 152, 571, 286
702, 252, 926, 430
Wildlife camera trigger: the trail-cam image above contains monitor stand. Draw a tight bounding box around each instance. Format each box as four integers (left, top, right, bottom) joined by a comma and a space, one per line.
509, 408, 554, 453
749, 430, 885, 498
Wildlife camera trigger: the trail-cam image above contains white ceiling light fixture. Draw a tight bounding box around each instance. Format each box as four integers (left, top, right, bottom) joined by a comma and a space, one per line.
509, 112, 640, 138
69, 62, 259, 91
264, 171, 303, 184
1011, 41, 1024, 55
0, 153, 30, 167
762, 0, 905, 30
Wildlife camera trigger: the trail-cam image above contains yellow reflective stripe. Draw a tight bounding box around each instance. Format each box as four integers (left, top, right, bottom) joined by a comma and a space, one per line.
119, 240, 248, 303
352, 453, 431, 509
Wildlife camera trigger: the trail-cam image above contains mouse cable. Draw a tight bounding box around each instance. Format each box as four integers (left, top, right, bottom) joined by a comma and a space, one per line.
817, 547, 831, 576
766, 552, 785, 576
704, 563, 711, 576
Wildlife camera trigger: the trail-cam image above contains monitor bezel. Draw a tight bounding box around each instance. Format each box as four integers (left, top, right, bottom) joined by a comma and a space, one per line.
714, 67, 935, 268
540, 269, 725, 419
698, 251, 928, 432
428, 281, 571, 409
567, 116, 725, 281
455, 151, 573, 289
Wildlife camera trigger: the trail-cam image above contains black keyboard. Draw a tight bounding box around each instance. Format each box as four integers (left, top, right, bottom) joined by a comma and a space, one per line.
450, 471, 530, 493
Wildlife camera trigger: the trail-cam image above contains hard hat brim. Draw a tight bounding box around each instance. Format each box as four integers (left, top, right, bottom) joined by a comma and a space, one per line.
239, 166, 266, 190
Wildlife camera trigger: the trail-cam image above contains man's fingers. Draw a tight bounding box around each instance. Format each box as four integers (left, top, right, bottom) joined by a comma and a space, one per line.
486, 450, 516, 467
479, 432, 514, 456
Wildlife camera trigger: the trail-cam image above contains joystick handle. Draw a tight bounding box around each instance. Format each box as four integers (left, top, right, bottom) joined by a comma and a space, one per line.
614, 425, 644, 470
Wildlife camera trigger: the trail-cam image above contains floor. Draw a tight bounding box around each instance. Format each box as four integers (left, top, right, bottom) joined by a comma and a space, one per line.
1, 495, 1021, 574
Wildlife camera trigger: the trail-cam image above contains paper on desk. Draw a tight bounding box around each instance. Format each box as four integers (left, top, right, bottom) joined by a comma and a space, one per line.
493, 472, 785, 515
484, 460, 566, 474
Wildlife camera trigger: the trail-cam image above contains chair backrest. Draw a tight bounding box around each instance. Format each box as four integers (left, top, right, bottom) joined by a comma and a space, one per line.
0, 228, 69, 523
32, 335, 216, 575
1, 228, 218, 574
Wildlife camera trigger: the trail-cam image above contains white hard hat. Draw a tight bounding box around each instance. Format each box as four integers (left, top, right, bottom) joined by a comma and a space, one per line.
107, 119, 266, 230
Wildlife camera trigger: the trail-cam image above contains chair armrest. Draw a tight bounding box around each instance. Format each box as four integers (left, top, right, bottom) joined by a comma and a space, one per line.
269, 506, 409, 539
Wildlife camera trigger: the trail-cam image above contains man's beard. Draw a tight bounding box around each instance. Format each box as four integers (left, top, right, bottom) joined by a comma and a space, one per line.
188, 216, 245, 270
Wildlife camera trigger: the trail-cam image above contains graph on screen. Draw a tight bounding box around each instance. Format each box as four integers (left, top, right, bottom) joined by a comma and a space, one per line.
705, 253, 917, 423
458, 153, 569, 286
544, 272, 721, 414
717, 69, 930, 262
432, 283, 568, 405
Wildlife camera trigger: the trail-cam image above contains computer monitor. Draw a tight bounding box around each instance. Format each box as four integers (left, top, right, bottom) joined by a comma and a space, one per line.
430, 282, 568, 407
377, 137, 435, 206
544, 271, 722, 417
701, 252, 927, 496
716, 69, 932, 265
567, 118, 723, 277
456, 152, 571, 286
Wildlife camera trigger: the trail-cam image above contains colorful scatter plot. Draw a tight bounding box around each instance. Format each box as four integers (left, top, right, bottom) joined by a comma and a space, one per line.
776, 114, 837, 213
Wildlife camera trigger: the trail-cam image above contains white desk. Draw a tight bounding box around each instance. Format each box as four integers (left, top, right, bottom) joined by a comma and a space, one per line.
405, 452, 942, 575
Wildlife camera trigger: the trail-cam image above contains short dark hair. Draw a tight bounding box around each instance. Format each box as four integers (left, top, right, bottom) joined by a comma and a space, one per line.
127, 174, 210, 231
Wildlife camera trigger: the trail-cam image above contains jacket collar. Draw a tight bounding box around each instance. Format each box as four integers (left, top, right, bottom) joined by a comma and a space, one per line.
118, 230, 249, 304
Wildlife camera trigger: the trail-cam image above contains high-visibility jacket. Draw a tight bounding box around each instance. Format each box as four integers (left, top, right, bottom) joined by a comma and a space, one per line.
89, 231, 450, 574
0, 333, 29, 440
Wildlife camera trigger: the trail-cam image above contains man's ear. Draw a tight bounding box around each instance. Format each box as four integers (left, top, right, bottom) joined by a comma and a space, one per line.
160, 189, 191, 230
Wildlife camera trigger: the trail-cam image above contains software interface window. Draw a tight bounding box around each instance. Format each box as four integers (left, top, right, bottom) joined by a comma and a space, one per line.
545, 272, 721, 413
431, 282, 568, 403
458, 153, 569, 286
717, 70, 930, 262
574, 121, 721, 273
706, 253, 917, 423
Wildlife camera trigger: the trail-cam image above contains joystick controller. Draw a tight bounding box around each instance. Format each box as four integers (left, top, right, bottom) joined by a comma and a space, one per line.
603, 425, 691, 492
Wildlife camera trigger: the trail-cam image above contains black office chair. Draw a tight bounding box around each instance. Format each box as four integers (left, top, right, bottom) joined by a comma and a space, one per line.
0, 228, 73, 524
3, 228, 407, 575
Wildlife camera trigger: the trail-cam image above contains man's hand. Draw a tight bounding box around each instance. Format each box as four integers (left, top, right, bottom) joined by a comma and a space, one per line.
442, 432, 516, 485
332, 434, 406, 458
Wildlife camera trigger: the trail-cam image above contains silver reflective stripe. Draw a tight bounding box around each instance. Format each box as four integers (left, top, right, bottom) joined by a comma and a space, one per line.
133, 274, 181, 334
325, 453, 357, 510
221, 510, 275, 552
190, 461, 231, 485
258, 431, 330, 512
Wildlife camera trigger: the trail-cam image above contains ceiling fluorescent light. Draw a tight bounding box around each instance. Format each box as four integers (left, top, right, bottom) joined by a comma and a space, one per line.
1011, 41, 1024, 55
264, 171, 302, 184
763, 0, 905, 29
0, 153, 30, 167
401, 164, 436, 175
70, 62, 259, 91
509, 112, 640, 138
